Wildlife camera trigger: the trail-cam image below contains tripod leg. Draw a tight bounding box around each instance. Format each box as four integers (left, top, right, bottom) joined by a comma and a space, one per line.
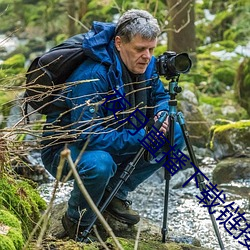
81, 147, 145, 240
161, 114, 175, 242
162, 170, 171, 243
177, 112, 225, 250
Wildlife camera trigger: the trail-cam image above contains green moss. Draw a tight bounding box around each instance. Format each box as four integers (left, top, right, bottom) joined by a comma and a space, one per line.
209, 120, 250, 150
166, 242, 183, 250
199, 95, 224, 107
214, 119, 232, 126
0, 209, 24, 249
213, 67, 235, 86
7, 228, 24, 249
217, 40, 237, 51
0, 209, 21, 229
84, 243, 100, 250
213, 120, 250, 133
208, 10, 234, 42
1, 54, 25, 69
0, 235, 16, 250
0, 54, 26, 86
105, 237, 203, 250
115, 238, 134, 250
0, 175, 47, 239
199, 90, 248, 121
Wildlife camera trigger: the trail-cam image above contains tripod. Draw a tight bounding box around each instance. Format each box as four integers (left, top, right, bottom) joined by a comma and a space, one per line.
162, 76, 225, 249
82, 77, 225, 249
81, 111, 168, 241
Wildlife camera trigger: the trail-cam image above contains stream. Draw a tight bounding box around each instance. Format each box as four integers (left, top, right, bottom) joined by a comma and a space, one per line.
38, 154, 250, 250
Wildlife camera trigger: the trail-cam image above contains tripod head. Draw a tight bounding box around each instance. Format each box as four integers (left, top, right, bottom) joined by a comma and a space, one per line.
168, 76, 182, 100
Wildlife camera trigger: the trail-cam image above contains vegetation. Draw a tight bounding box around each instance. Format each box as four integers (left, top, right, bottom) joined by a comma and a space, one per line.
0, 0, 249, 112
0, 209, 23, 250
0, 171, 46, 249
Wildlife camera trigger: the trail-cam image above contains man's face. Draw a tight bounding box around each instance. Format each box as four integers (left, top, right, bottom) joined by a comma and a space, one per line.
115, 35, 157, 74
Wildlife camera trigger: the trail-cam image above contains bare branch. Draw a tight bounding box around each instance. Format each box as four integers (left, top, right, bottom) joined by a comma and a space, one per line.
63, 148, 124, 250
68, 14, 90, 32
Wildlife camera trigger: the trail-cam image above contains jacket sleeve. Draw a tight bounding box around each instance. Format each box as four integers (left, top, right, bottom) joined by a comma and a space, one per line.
65, 61, 146, 156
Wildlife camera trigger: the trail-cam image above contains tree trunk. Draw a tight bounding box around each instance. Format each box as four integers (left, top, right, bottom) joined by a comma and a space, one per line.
167, 0, 196, 63
78, 0, 88, 20
67, 0, 77, 36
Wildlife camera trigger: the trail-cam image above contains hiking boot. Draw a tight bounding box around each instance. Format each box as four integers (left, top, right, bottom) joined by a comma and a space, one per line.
105, 196, 140, 225
61, 213, 97, 243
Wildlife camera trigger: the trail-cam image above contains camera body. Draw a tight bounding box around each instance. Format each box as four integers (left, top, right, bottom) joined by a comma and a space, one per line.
156, 51, 192, 79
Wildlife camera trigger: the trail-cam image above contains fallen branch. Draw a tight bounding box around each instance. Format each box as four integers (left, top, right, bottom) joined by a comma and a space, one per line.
62, 148, 124, 250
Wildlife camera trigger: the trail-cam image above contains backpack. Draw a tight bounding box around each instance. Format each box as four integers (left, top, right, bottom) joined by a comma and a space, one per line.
24, 34, 87, 115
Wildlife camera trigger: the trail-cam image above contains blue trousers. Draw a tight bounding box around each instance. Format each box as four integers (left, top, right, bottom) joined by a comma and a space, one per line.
41, 123, 185, 226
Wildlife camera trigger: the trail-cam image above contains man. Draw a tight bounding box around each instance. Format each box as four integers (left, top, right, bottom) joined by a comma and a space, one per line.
41, 9, 185, 241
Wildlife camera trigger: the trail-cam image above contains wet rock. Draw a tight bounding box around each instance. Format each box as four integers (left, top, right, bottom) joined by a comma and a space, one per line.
213, 157, 250, 184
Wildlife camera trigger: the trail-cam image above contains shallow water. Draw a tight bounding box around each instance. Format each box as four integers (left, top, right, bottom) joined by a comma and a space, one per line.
38, 156, 250, 250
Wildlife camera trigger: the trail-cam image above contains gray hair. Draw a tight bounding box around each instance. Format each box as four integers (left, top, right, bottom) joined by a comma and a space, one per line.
115, 9, 160, 43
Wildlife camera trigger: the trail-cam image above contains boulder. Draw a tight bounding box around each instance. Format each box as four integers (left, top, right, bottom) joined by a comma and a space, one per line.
209, 119, 250, 160
213, 157, 250, 184
210, 119, 250, 184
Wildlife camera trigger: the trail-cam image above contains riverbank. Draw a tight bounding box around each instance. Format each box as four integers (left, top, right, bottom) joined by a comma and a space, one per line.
38, 155, 250, 250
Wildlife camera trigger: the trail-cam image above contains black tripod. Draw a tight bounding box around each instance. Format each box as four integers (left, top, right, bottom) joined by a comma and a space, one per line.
161, 76, 225, 249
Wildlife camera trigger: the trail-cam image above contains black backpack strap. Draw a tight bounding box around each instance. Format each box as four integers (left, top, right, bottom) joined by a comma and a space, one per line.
24, 101, 30, 124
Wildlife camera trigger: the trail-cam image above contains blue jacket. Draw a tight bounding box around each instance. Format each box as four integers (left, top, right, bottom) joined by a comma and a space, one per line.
44, 21, 170, 156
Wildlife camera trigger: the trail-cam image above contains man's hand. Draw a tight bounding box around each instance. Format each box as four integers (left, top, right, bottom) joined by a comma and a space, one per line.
154, 111, 169, 135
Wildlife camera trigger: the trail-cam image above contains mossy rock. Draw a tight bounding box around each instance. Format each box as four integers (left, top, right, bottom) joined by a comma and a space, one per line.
0, 209, 24, 250
0, 174, 47, 239
28, 237, 210, 250
106, 237, 210, 250
209, 120, 250, 160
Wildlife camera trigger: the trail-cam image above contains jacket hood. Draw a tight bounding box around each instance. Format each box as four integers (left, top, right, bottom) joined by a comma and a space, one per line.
82, 21, 116, 65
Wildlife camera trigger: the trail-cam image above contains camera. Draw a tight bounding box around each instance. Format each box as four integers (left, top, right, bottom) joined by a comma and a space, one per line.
156, 51, 192, 79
